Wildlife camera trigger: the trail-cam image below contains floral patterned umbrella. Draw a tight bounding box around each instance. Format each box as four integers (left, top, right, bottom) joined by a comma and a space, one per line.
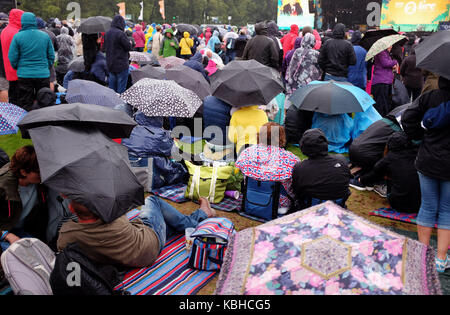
365, 35, 407, 61
0, 103, 27, 135
158, 56, 186, 69
216, 202, 442, 295
129, 51, 153, 63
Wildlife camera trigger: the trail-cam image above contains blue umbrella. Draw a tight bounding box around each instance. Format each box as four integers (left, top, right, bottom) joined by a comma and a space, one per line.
66, 79, 125, 108
289, 81, 376, 115
0, 103, 27, 135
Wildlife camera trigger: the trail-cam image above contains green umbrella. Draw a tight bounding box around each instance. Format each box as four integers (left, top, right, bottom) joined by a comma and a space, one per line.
365, 35, 407, 62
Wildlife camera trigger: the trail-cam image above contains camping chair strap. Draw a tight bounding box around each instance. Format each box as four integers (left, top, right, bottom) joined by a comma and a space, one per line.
189, 166, 201, 201
208, 166, 219, 204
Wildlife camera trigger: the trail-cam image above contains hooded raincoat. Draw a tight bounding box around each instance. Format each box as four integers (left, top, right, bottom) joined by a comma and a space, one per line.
133, 24, 146, 49
9, 12, 55, 79
280, 24, 299, 58
242, 22, 279, 70
180, 31, 194, 56
159, 28, 179, 58
56, 27, 75, 73
285, 33, 322, 95
206, 30, 221, 53
104, 15, 132, 74
1, 9, 24, 81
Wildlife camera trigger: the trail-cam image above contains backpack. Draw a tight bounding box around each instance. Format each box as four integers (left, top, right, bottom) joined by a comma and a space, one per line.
49, 243, 127, 295
0, 238, 55, 295
188, 218, 235, 271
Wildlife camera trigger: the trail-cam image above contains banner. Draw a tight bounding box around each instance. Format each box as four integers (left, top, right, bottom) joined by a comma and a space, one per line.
138, 1, 144, 21
117, 2, 126, 18
159, 0, 165, 20
381, 0, 450, 31
277, 0, 315, 30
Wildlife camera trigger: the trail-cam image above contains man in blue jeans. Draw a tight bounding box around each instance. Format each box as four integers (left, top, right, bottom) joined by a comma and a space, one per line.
57, 196, 216, 268
104, 15, 132, 93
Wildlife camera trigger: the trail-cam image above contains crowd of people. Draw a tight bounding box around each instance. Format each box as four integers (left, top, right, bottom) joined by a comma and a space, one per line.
0, 6, 449, 289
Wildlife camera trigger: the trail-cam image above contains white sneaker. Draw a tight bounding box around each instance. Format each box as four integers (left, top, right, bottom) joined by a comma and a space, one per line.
374, 184, 387, 198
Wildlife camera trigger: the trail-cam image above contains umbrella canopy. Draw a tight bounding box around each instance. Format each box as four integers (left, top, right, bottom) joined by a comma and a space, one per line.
415, 30, 450, 80
236, 145, 300, 182
68, 56, 85, 72
359, 28, 400, 51
158, 56, 186, 69
165, 65, 212, 100
66, 80, 124, 108
78, 16, 112, 34
121, 78, 202, 118
176, 24, 198, 36
129, 51, 153, 63
0, 103, 27, 135
211, 59, 284, 107
216, 202, 442, 295
137, 53, 160, 66
18, 103, 137, 139
29, 125, 144, 224
131, 65, 166, 84
289, 81, 375, 115
365, 35, 407, 61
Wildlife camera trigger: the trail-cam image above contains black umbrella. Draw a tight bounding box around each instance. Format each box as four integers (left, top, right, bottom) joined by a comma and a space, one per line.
165, 65, 211, 100
18, 103, 137, 139
66, 80, 124, 108
360, 28, 400, 51
29, 125, 144, 223
416, 30, 450, 80
131, 65, 166, 84
176, 24, 198, 36
210, 60, 284, 107
78, 16, 112, 34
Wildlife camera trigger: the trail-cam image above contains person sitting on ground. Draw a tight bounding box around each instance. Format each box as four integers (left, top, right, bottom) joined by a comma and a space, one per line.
57, 196, 216, 268
350, 131, 421, 213
291, 129, 352, 211
237, 123, 300, 211
0, 146, 47, 251
228, 105, 269, 156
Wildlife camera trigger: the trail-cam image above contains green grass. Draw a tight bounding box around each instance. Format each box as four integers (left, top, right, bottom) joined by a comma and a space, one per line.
0, 132, 33, 157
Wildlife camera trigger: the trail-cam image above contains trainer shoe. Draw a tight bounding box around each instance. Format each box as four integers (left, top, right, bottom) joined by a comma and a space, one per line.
349, 178, 374, 191
374, 184, 388, 198
436, 255, 450, 273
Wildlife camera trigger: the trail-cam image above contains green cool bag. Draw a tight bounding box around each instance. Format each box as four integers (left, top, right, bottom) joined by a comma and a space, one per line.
185, 161, 234, 204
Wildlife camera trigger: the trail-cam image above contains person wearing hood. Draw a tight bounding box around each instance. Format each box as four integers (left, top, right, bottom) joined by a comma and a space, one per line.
183, 52, 209, 82
281, 37, 302, 82
104, 15, 132, 93
1, 9, 24, 106
204, 27, 212, 45
55, 26, 75, 85
242, 22, 280, 70
352, 131, 421, 213
400, 47, 423, 101
8, 12, 55, 111
144, 25, 153, 53
132, 24, 146, 52
159, 28, 179, 58
234, 29, 249, 59
206, 30, 221, 54
371, 46, 398, 116
291, 129, 352, 211
35, 87, 56, 109
347, 30, 367, 90
402, 76, 450, 273
267, 21, 283, 69
285, 33, 322, 95
280, 24, 299, 58
90, 51, 109, 86
318, 23, 356, 81
179, 31, 194, 59
151, 25, 163, 58
0, 12, 9, 102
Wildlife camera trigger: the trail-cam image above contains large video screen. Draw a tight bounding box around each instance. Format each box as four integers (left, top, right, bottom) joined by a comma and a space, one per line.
380, 0, 450, 31
277, 0, 315, 30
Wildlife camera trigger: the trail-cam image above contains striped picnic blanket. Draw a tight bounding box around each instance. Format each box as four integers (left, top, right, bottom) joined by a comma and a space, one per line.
152, 184, 243, 212
369, 208, 441, 229
116, 209, 217, 295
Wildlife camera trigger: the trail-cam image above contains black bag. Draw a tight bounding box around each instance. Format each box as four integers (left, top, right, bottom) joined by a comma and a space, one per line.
214, 42, 222, 54
49, 243, 128, 295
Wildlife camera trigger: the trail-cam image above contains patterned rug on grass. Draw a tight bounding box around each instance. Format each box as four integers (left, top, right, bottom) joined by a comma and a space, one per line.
369, 208, 419, 225
152, 184, 242, 212
114, 210, 217, 295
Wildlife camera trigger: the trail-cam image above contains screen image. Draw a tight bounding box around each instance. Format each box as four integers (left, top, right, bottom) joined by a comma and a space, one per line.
277, 0, 315, 29
381, 0, 450, 31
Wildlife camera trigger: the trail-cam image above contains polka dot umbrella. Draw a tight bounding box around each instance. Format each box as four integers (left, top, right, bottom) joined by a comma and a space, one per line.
0, 103, 27, 135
